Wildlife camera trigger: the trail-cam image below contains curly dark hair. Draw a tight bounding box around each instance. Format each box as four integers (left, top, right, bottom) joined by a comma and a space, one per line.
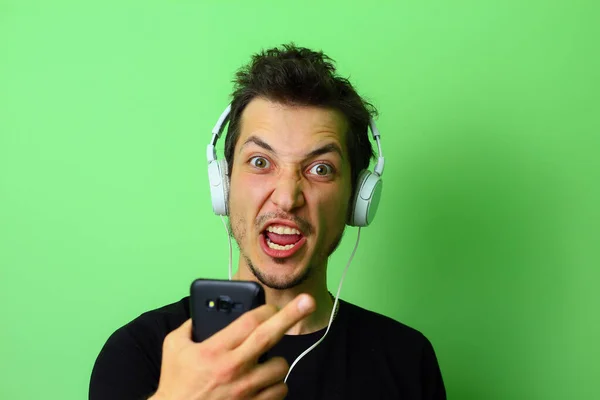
224, 43, 377, 200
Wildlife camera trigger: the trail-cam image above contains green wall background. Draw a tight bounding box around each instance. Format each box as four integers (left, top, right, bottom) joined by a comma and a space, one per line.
1, 1, 598, 399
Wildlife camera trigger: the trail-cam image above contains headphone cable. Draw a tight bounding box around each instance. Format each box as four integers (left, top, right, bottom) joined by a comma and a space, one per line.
220, 215, 361, 383
220, 215, 233, 280
284, 226, 361, 383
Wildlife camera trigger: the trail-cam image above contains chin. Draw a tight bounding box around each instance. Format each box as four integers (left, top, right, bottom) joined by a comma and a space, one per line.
248, 256, 312, 290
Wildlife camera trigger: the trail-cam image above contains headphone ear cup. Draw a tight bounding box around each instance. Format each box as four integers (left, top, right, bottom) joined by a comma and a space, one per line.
219, 159, 230, 215
208, 159, 229, 216
348, 169, 383, 227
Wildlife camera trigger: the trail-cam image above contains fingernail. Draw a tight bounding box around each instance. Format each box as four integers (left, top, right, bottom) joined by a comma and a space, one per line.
297, 295, 314, 313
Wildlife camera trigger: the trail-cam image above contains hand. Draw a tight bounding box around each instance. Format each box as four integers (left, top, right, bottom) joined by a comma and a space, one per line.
150, 293, 316, 400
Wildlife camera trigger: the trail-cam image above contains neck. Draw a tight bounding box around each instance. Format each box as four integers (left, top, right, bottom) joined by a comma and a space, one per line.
233, 264, 333, 335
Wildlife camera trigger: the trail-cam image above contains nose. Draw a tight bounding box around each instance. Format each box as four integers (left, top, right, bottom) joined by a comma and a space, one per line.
270, 170, 305, 212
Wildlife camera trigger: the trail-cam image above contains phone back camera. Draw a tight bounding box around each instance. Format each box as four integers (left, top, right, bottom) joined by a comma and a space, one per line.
217, 296, 233, 313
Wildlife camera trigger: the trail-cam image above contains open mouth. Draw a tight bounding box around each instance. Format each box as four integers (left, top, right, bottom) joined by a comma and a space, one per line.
260, 224, 306, 258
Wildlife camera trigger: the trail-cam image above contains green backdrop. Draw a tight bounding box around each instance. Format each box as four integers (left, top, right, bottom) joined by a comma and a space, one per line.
1, 1, 598, 399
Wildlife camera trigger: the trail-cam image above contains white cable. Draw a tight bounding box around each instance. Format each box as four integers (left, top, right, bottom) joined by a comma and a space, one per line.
284, 226, 362, 383
220, 215, 233, 280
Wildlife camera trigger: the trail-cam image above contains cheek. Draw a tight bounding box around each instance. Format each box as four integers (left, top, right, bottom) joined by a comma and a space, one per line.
229, 173, 271, 214
313, 189, 350, 227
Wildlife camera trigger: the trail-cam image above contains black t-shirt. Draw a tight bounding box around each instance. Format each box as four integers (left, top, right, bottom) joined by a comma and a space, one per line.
90, 297, 446, 399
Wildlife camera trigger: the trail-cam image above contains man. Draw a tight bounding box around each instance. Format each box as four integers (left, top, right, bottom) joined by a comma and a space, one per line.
90, 43, 446, 399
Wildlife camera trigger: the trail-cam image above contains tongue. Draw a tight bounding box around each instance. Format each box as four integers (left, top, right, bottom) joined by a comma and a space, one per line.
265, 232, 302, 246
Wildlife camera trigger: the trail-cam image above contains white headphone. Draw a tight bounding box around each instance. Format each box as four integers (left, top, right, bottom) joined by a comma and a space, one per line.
207, 104, 385, 227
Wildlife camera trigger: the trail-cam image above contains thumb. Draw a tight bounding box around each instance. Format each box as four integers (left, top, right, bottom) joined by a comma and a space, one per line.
172, 318, 193, 340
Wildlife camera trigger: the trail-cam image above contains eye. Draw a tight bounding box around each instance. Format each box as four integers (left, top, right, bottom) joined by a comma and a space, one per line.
249, 156, 270, 169
308, 163, 334, 176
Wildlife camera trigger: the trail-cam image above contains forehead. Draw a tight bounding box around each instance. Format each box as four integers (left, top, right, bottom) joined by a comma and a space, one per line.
237, 97, 348, 154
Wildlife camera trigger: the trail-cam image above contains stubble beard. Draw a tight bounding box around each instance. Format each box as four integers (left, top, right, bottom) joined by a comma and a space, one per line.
228, 215, 346, 290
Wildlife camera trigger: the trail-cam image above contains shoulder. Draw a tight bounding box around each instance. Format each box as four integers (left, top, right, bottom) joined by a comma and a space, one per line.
95, 296, 190, 360
338, 299, 440, 365
128, 296, 190, 337
94, 296, 190, 373
337, 300, 446, 398
104, 296, 190, 346
340, 299, 427, 342
89, 297, 190, 399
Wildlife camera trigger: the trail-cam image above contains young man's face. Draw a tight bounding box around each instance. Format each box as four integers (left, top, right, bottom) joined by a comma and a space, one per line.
228, 97, 353, 290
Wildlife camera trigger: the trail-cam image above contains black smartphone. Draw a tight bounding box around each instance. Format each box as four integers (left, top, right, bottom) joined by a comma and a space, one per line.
190, 279, 266, 343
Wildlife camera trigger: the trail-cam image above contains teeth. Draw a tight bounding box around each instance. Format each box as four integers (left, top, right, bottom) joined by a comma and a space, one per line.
266, 238, 297, 251
266, 225, 300, 235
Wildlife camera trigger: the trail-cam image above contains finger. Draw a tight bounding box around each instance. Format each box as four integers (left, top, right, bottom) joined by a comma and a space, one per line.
162, 318, 192, 353
252, 382, 288, 400
235, 356, 288, 397
203, 304, 279, 351
235, 294, 315, 360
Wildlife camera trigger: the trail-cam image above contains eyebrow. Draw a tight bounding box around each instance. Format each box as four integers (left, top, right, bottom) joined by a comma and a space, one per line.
241, 135, 344, 160
306, 143, 344, 160
241, 136, 274, 153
